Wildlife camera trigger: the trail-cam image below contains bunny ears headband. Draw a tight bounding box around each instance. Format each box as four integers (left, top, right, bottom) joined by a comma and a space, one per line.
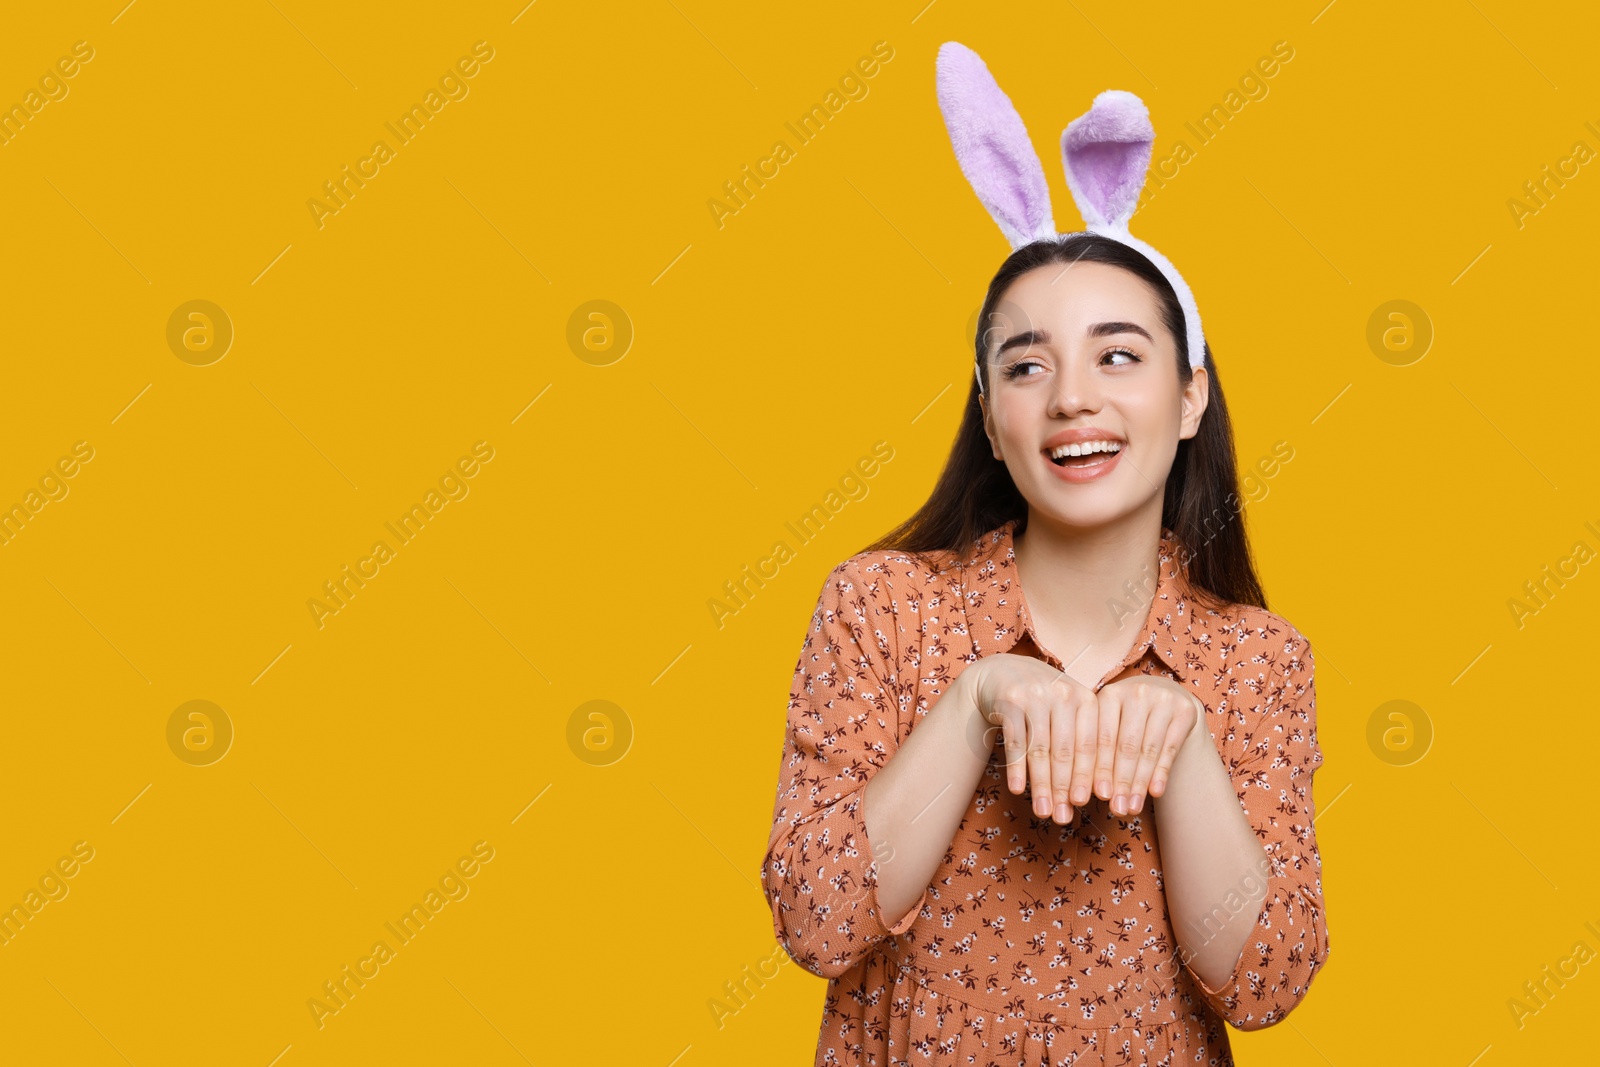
935, 41, 1207, 395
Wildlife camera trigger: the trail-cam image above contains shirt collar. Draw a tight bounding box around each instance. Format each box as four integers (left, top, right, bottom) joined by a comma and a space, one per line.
957, 517, 1197, 684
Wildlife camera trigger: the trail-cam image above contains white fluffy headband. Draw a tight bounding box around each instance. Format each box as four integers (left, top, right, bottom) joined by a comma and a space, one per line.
935, 41, 1207, 395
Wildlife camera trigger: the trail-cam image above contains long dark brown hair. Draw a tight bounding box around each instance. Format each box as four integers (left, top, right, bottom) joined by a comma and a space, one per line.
863, 233, 1267, 611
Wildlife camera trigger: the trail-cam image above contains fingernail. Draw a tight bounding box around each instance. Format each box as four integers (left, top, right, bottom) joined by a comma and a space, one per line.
1035, 795, 1049, 817
1072, 786, 1088, 805
1131, 793, 1143, 813
1054, 802, 1068, 822
1113, 794, 1126, 814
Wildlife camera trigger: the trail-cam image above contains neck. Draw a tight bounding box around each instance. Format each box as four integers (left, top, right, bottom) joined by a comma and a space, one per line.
1011, 508, 1165, 666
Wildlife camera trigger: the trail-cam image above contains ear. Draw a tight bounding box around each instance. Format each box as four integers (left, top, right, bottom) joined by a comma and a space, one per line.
978, 389, 1004, 460
936, 42, 1056, 249
1060, 89, 1154, 231
1179, 366, 1210, 441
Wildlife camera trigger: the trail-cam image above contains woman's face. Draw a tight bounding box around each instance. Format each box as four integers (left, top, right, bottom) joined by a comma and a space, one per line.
978, 261, 1209, 532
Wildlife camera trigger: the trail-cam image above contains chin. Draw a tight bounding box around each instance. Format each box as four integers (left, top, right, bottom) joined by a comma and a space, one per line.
1026, 498, 1135, 531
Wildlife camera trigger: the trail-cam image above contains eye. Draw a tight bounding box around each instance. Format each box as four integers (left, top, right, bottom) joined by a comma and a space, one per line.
1103, 346, 1142, 366
1002, 360, 1043, 380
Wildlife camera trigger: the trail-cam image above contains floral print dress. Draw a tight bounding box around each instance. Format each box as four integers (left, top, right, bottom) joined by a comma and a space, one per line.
761, 518, 1330, 1066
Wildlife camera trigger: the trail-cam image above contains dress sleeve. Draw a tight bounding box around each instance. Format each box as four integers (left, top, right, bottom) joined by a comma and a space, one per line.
760, 558, 927, 980
1181, 624, 1331, 1030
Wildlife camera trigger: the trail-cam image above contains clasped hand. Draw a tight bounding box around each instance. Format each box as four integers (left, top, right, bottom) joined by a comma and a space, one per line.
968, 653, 1204, 824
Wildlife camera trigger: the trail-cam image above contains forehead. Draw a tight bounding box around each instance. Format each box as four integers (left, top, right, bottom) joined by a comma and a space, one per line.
991, 261, 1164, 332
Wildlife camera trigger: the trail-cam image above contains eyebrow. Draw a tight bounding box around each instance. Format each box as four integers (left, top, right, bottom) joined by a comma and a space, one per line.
994, 321, 1154, 355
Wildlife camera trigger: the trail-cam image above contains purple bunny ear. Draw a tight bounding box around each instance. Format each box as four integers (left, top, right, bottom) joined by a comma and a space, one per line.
1060, 90, 1154, 231
936, 42, 1056, 250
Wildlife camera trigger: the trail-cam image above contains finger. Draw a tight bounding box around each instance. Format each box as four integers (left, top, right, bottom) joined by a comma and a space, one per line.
1093, 689, 1120, 803
1025, 699, 1054, 818
1126, 704, 1170, 815
1112, 698, 1149, 816
1071, 692, 1098, 807
1149, 713, 1190, 799
996, 700, 1027, 795
1049, 697, 1076, 823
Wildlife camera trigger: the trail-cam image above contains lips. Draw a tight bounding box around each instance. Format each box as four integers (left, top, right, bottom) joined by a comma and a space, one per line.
1041, 427, 1126, 452
1041, 439, 1124, 483
1045, 440, 1123, 464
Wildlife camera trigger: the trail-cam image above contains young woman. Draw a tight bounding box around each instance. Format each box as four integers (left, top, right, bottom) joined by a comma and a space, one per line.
760, 46, 1330, 1066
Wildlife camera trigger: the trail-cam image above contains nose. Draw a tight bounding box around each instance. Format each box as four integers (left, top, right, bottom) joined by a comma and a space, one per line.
1046, 352, 1102, 417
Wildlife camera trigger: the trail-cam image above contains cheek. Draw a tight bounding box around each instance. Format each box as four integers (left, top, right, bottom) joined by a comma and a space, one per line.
1122, 390, 1183, 445
991, 402, 1039, 457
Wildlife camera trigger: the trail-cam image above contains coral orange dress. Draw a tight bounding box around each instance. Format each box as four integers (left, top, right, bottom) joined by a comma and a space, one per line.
761, 518, 1330, 1065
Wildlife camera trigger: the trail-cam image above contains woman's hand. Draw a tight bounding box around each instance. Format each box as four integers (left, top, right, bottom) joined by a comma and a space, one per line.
965, 653, 1100, 825
1093, 675, 1204, 816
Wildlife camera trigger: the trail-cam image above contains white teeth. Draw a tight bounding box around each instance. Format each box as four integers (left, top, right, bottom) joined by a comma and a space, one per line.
1050, 440, 1123, 459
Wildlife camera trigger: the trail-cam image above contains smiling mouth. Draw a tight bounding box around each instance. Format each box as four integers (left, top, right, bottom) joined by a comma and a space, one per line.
1047, 442, 1124, 467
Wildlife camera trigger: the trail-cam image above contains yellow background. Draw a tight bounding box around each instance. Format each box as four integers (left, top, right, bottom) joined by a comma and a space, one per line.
0, 0, 1594, 1063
